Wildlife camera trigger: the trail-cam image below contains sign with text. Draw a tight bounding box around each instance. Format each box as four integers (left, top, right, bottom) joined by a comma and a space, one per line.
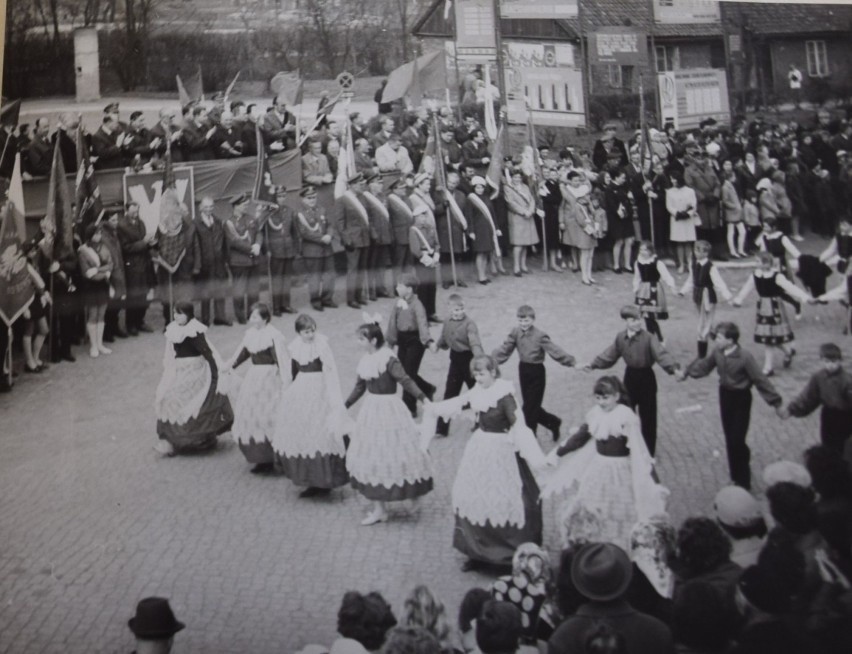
658, 68, 730, 130
653, 0, 720, 24
590, 27, 648, 66
454, 0, 497, 60
123, 168, 196, 240
500, 0, 578, 19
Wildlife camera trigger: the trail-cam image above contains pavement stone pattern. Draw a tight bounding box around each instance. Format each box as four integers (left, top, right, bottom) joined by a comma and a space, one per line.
0, 245, 845, 653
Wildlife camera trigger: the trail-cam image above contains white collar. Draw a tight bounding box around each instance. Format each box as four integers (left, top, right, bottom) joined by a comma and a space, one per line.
165, 318, 206, 344
468, 378, 514, 412
356, 347, 394, 380
289, 333, 329, 365
242, 324, 283, 353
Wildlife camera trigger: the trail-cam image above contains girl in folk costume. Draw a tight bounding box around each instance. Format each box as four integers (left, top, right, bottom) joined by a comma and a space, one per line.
409, 203, 441, 320
154, 301, 234, 456
633, 240, 678, 343
274, 314, 351, 497
540, 376, 669, 554
756, 214, 804, 318
425, 355, 549, 571
464, 176, 501, 285
77, 223, 114, 359
227, 302, 289, 474
733, 252, 812, 376
344, 320, 434, 526
504, 168, 539, 276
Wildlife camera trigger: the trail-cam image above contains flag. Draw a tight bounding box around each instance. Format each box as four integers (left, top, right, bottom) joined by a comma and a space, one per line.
252, 122, 276, 206
176, 66, 204, 107
270, 71, 304, 107
334, 118, 357, 200
486, 123, 505, 200
0, 99, 21, 128
316, 90, 342, 120
44, 138, 75, 261
155, 142, 188, 273
443, 0, 453, 20
75, 122, 104, 228
0, 190, 35, 329
7, 151, 26, 236
223, 70, 241, 103
483, 66, 498, 141
410, 57, 423, 109
381, 51, 447, 104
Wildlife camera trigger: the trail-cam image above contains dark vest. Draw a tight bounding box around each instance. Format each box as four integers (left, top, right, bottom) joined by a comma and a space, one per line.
754, 274, 782, 298
692, 260, 716, 305
638, 258, 661, 283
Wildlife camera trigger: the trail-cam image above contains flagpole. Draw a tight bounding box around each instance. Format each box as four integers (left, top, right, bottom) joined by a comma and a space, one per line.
47, 274, 54, 363
525, 100, 548, 272
298, 90, 344, 149
433, 114, 458, 286
264, 218, 274, 310
639, 73, 655, 248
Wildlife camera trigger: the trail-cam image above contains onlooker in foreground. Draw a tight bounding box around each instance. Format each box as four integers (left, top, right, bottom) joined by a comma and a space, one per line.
127, 597, 185, 654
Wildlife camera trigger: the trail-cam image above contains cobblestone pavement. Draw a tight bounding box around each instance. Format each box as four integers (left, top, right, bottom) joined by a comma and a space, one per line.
0, 243, 846, 653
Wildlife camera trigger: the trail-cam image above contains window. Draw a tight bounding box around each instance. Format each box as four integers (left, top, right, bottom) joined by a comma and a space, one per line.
607, 65, 633, 90
806, 40, 829, 77
655, 45, 679, 72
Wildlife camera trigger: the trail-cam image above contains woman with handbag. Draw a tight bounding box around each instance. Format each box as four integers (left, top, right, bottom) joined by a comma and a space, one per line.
666, 171, 699, 273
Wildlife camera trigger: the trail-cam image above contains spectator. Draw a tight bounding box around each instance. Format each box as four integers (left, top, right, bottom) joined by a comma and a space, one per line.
77, 223, 114, 359
672, 582, 735, 654
332, 591, 398, 654
803, 445, 852, 562
127, 597, 185, 654
382, 627, 442, 654
476, 600, 523, 654
376, 134, 414, 174
713, 486, 768, 568
400, 586, 457, 654
672, 517, 742, 611
458, 588, 491, 654
666, 171, 699, 273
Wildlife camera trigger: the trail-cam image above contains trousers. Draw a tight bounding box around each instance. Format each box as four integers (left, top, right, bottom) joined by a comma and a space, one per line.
397, 330, 435, 416
303, 256, 335, 305
519, 362, 560, 434
231, 265, 259, 322
720, 386, 753, 489
269, 257, 295, 311
437, 349, 475, 435
624, 366, 658, 456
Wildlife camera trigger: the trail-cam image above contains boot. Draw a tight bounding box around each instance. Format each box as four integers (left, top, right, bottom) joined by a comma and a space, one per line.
698, 340, 708, 359
96, 322, 112, 355
87, 323, 99, 358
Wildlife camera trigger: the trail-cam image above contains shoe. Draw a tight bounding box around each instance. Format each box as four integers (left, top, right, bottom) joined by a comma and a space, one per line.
582, 279, 592, 286
738, 251, 748, 258
457, 281, 468, 288
24, 364, 42, 374
213, 319, 233, 326
128, 328, 139, 336
281, 306, 296, 314
311, 302, 324, 312
729, 252, 741, 259
461, 559, 483, 572
322, 301, 339, 309
347, 301, 361, 309
783, 349, 796, 368
552, 418, 562, 442
360, 510, 388, 526
514, 271, 522, 277
428, 315, 443, 323
0, 381, 12, 393
792, 234, 805, 242
115, 329, 128, 339
613, 267, 623, 275
153, 440, 175, 457
624, 266, 634, 273
138, 324, 154, 333
62, 353, 76, 363
250, 462, 275, 475
299, 487, 331, 498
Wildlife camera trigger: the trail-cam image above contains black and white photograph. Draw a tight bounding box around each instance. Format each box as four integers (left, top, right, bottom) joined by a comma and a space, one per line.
1, 0, 852, 652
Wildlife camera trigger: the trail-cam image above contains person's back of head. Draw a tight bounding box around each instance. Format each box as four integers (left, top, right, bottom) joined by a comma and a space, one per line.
127, 597, 184, 654
337, 590, 398, 652
476, 600, 522, 654
672, 581, 736, 652
582, 623, 627, 654
766, 482, 818, 535
381, 626, 441, 654
675, 517, 733, 577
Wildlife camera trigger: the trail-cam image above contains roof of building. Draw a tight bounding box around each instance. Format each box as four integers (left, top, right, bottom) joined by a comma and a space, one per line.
734, 2, 852, 36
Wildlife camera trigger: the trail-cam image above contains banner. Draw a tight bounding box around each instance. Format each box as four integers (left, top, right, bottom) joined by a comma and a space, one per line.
500, 0, 578, 19
454, 0, 497, 61
124, 167, 195, 240
652, 0, 720, 24
590, 27, 648, 66
381, 51, 448, 104
658, 68, 731, 130
0, 200, 35, 327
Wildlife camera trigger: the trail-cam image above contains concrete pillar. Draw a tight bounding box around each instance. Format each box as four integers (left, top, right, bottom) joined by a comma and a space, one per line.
74, 28, 100, 102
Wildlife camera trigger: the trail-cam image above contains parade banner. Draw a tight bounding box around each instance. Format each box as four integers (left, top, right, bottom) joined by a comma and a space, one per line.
589, 27, 648, 66
500, 0, 578, 19
124, 168, 195, 240
652, 0, 720, 24
0, 201, 34, 327
658, 68, 731, 130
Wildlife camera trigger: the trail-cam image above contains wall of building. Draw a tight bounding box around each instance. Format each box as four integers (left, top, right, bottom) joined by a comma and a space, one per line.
768, 37, 852, 102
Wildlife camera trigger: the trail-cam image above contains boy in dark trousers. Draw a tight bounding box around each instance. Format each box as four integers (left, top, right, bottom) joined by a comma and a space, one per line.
679, 240, 733, 358
583, 305, 681, 456
492, 305, 575, 440
678, 322, 783, 490
780, 343, 852, 456
429, 294, 484, 436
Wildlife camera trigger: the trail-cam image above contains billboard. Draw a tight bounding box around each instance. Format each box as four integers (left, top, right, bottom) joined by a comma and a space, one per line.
590, 27, 648, 66
454, 0, 497, 61
504, 42, 585, 128
500, 0, 578, 19
658, 68, 730, 130
653, 0, 720, 24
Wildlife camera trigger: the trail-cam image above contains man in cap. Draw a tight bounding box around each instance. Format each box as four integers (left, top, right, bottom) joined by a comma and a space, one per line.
192, 196, 231, 326
128, 596, 184, 654
225, 193, 263, 324
685, 148, 724, 259
336, 173, 372, 308
302, 139, 334, 186
593, 123, 628, 171
104, 102, 128, 133
583, 304, 681, 456
296, 186, 337, 311
148, 107, 184, 162
265, 186, 300, 314
118, 201, 155, 335
362, 172, 394, 300
548, 543, 675, 654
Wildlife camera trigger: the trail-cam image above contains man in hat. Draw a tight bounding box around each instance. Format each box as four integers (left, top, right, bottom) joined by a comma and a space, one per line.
362, 172, 394, 300
714, 485, 767, 567
375, 133, 413, 174
302, 138, 334, 186
548, 543, 675, 654
461, 129, 490, 174
593, 124, 628, 171
265, 186, 300, 314
225, 193, 263, 324
336, 173, 372, 308
192, 196, 231, 326
583, 305, 681, 456
128, 596, 184, 654
296, 186, 337, 311
388, 177, 415, 286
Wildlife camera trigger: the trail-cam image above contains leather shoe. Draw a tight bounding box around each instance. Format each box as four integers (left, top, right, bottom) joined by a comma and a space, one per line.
428, 314, 443, 323
137, 324, 154, 333
457, 281, 468, 288
347, 301, 361, 309
62, 353, 76, 363
115, 329, 129, 339
299, 487, 331, 498
128, 328, 139, 336
213, 319, 233, 326
322, 301, 339, 308
311, 302, 324, 311
281, 306, 296, 314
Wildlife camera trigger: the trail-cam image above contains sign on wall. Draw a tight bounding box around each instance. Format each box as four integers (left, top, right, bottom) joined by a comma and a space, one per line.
658, 68, 730, 130
590, 27, 648, 66
123, 168, 196, 239
454, 0, 497, 61
503, 42, 585, 128
500, 0, 578, 19
653, 0, 720, 24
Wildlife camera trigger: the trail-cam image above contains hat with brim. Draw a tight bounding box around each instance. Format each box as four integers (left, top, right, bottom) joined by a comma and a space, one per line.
230, 192, 250, 207
413, 172, 431, 187
128, 598, 185, 640
348, 172, 364, 185
104, 102, 120, 114
571, 543, 633, 601
471, 175, 486, 187
299, 185, 318, 198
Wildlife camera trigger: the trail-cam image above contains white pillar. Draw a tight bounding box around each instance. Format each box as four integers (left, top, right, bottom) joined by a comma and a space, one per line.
74, 28, 100, 102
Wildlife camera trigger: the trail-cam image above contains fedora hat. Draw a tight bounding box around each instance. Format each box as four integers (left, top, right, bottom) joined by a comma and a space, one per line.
128, 597, 185, 640
571, 543, 632, 601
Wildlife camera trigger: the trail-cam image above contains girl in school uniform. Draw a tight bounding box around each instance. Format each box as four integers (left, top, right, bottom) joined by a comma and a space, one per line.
344, 320, 434, 526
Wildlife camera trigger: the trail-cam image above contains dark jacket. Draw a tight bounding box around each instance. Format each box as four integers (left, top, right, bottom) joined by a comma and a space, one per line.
117, 212, 151, 294
193, 216, 228, 277
264, 206, 300, 259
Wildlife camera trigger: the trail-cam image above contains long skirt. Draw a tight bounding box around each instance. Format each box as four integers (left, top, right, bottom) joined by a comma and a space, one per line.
155, 356, 234, 452
232, 364, 279, 465
754, 296, 794, 345
273, 371, 350, 489
636, 282, 669, 320
346, 393, 433, 501
451, 429, 542, 565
